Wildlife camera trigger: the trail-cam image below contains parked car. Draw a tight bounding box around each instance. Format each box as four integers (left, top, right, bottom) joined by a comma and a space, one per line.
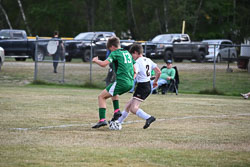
0, 47, 5, 71
0, 29, 36, 61
141, 34, 208, 63
202, 39, 237, 62
64, 32, 134, 62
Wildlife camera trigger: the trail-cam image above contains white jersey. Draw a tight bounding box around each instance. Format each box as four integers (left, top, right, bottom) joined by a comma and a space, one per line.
134, 57, 157, 83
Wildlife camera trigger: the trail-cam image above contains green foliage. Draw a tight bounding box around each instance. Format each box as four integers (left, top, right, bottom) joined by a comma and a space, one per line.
0, 0, 250, 42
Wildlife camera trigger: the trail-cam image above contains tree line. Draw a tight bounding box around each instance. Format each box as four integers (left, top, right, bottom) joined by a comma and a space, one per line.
0, 0, 250, 43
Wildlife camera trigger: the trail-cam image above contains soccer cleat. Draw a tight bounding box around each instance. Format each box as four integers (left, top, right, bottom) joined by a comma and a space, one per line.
240, 93, 248, 99
92, 120, 107, 128
112, 110, 122, 121
143, 116, 156, 129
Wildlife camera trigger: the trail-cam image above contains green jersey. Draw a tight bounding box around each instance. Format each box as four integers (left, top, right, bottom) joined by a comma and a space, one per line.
160, 67, 175, 83
107, 48, 135, 83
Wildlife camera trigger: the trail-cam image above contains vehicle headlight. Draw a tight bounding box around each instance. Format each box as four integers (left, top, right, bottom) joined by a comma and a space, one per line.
157, 44, 164, 48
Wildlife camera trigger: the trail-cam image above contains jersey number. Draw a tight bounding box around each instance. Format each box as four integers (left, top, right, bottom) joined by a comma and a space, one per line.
123, 53, 132, 64
146, 65, 150, 77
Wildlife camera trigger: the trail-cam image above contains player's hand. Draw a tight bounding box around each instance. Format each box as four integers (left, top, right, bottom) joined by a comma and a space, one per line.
92, 57, 98, 63
153, 81, 158, 88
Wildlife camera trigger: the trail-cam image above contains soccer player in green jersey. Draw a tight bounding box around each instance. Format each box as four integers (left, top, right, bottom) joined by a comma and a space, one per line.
92, 37, 136, 128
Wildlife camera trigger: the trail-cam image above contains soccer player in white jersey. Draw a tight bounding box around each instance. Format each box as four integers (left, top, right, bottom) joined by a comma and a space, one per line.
118, 44, 161, 129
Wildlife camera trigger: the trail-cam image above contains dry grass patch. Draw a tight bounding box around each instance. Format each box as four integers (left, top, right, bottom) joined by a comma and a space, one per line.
1, 86, 250, 166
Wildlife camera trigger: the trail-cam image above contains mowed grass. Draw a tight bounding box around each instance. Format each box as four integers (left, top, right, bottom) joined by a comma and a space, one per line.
1, 85, 250, 167
1, 60, 250, 95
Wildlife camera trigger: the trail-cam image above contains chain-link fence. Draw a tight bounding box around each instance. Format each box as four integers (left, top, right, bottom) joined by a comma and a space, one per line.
33, 37, 108, 86
31, 38, 250, 95
34, 37, 65, 84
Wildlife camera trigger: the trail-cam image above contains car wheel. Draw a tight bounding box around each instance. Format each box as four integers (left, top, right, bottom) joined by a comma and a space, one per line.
164, 50, 173, 63
82, 49, 91, 62
216, 54, 222, 63
196, 51, 205, 63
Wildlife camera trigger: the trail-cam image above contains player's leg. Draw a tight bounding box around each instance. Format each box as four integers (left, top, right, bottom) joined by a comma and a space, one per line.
110, 81, 133, 121
110, 94, 122, 121
111, 95, 119, 109
92, 89, 112, 128
132, 82, 156, 129
118, 98, 133, 123
130, 99, 156, 129
53, 55, 59, 73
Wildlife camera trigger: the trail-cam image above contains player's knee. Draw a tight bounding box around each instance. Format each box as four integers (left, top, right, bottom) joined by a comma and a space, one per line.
98, 94, 104, 101
130, 106, 138, 114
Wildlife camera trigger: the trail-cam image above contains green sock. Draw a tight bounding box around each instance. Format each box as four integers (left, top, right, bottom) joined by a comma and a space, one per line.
99, 108, 106, 120
113, 100, 119, 111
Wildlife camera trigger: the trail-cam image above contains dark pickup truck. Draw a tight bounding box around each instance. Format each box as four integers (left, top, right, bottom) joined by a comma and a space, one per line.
142, 34, 209, 63
0, 29, 36, 61
0, 30, 134, 62
64, 31, 135, 62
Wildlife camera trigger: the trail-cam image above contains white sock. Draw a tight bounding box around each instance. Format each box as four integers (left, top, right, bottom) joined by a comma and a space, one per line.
118, 110, 129, 123
136, 109, 151, 120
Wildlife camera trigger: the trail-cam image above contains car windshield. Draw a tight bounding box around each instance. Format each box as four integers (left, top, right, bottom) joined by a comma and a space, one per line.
74, 33, 95, 40
152, 35, 174, 43
0, 31, 10, 38
202, 40, 220, 44
202, 40, 221, 48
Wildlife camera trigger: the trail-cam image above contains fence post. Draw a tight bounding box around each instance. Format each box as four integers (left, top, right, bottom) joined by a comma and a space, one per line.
226, 49, 231, 72
90, 38, 94, 84
213, 44, 216, 89
62, 48, 65, 83
34, 35, 38, 82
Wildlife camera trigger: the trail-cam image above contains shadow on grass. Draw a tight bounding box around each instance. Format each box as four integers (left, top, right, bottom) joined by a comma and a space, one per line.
31, 80, 105, 89
199, 88, 225, 95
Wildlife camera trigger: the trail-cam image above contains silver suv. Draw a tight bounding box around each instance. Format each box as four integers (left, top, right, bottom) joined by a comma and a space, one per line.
202, 39, 237, 62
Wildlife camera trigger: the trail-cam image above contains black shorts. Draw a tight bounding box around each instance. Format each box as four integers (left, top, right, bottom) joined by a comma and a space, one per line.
133, 81, 151, 101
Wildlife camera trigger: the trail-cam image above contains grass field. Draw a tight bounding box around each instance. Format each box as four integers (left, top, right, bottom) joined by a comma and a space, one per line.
0, 60, 250, 166
0, 85, 250, 167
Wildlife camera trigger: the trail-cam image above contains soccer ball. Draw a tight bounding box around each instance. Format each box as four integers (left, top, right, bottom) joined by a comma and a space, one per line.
109, 120, 122, 130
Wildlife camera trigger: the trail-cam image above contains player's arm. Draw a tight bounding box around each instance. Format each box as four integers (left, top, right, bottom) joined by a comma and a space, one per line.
92, 56, 109, 67
133, 64, 137, 79
152, 66, 161, 88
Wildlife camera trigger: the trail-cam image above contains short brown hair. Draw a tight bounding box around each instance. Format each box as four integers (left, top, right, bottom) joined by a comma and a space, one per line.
107, 36, 120, 49
129, 43, 143, 54
54, 31, 59, 36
